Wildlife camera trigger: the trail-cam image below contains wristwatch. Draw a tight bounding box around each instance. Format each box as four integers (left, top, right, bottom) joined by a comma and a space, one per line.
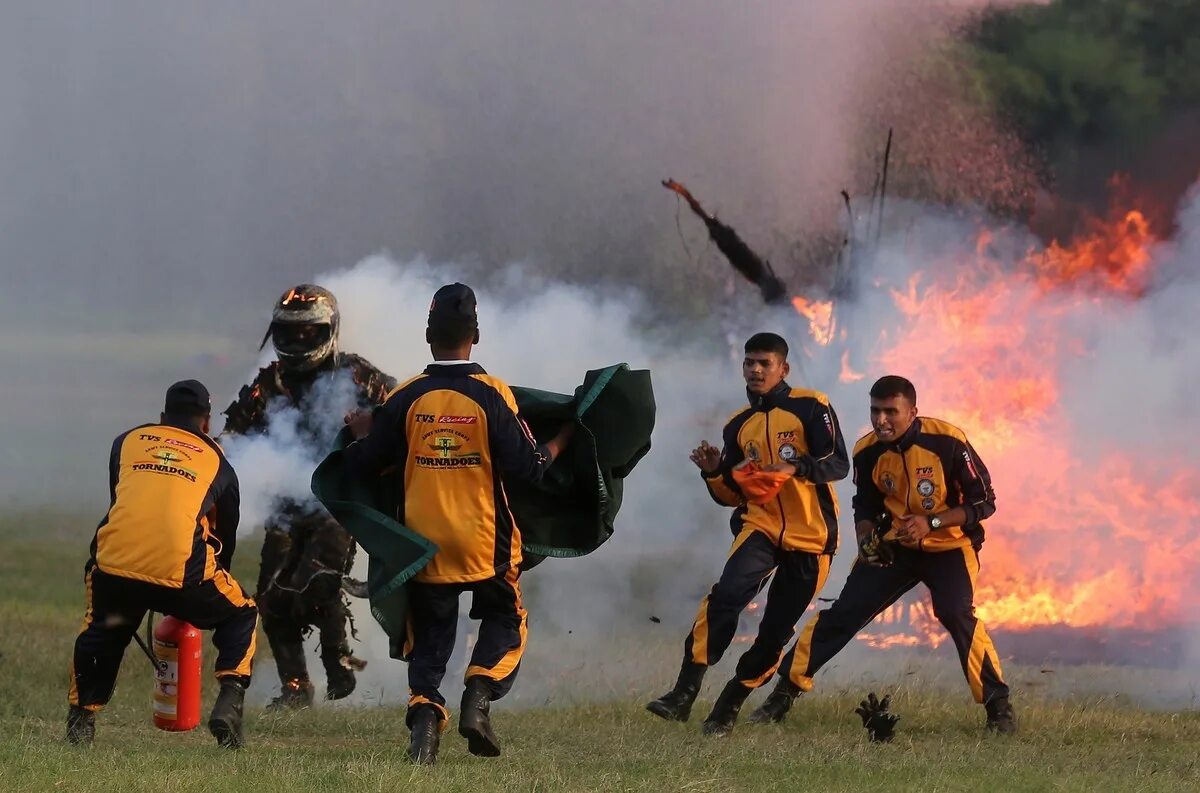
929, 515, 943, 530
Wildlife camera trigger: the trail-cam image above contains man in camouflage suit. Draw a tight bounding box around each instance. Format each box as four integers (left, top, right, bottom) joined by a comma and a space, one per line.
221, 284, 396, 708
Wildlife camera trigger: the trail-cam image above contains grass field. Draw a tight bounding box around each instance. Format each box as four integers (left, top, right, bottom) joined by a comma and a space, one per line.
3, 512, 1200, 792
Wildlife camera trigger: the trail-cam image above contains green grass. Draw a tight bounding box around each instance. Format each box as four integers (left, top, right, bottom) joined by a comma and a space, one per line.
3, 513, 1200, 792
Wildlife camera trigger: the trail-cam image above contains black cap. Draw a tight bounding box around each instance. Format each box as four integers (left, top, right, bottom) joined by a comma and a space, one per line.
164, 379, 211, 417
427, 283, 478, 333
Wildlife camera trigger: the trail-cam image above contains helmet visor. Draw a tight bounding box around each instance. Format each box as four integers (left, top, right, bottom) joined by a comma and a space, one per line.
271, 323, 332, 356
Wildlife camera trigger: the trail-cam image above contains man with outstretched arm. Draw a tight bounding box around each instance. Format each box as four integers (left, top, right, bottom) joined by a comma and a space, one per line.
646, 332, 849, 737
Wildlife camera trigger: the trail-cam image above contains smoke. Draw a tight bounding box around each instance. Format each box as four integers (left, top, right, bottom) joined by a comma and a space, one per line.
228, 253, 812, 706
0, 0, 1011, 505
219, 369, 366, 531
15, 0, 1193, 709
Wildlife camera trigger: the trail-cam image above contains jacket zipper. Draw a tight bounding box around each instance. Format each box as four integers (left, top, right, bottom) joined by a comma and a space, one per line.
901, 447, 926, 551
765, 409, 787, 547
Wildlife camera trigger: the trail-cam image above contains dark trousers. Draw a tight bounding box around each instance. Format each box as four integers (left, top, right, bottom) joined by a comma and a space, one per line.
403, 567, 527, 724
682, 529, 831, 689
69, 564, 258, 710
780, 544, 1009, 704
256, 513, 356, 685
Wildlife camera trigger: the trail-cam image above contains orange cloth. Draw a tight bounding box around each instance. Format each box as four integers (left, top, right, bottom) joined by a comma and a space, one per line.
731, 461, 793, 505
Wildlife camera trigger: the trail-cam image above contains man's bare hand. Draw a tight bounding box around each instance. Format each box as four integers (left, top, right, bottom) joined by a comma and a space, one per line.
894, 514, 931, 543
689, 441, 722, 474
345, 409, 373, 440
545, 422, 576, 461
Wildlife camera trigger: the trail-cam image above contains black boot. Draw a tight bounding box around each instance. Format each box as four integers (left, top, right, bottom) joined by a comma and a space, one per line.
985, 696, 1017, 735
267, 677, 315, 710
65, 705, 95, 747
701, 680, 752, 737
646, 661, 705, 722
263, 615, 313, 710
747, 678, 801, 725
208, 679, 247, 750
322, 649, 364, 701
406, 705, 441, 765
459, 676, 501, 757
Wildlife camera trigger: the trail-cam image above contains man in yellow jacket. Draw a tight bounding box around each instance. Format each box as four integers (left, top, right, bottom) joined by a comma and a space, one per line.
748, 375, 1015, 734
67, 380, 257, 749
344, 283, 573, 765
646, 332, 849, 736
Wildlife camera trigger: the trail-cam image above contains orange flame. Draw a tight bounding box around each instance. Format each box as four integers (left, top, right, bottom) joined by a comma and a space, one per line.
838, 350, 865, 383
722, 195, 1193, 652
1036, 210, 1153, 297
855, 200, 1200, 647
791, 296, 836, 346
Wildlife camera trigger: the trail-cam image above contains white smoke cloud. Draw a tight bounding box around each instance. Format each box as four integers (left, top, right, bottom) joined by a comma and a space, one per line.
219, 369, 366, 532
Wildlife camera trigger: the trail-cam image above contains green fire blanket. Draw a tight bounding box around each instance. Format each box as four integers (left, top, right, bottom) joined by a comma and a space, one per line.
310, 363, 654, 657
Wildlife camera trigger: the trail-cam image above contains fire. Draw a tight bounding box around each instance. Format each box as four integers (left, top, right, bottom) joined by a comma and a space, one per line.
789, 193, 1200, 649
838, 350, 865, 383
858, 633, 924, 650
1036, 210, 1153, 297
791, 296, 836, 346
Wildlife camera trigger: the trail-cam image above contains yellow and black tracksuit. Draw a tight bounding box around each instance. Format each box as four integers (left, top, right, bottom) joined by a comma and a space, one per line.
344, 362, 553, 725
70, 420, 257, 711
776, 416, 1009, 705
682, 382, 848, 689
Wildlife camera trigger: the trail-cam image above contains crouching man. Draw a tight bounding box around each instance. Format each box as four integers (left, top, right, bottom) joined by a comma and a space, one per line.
67, 380, 258, 749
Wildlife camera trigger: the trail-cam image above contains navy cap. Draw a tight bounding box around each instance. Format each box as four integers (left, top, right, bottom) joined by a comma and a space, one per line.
164, 379, 211, 416
428, 283, 478, 332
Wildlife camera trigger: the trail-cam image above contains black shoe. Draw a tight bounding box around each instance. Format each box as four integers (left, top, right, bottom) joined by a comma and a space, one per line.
985, 696, 1017, 735
646, 662, 706, 722
701, 680, 752, 737
406, 705, 441, 765
323, 654, 363, 701
208, 679, 247, 750
458, 676, 501, 757
65, 705, 95, 747
267, 678, 315, 711
747, 679, 801, 725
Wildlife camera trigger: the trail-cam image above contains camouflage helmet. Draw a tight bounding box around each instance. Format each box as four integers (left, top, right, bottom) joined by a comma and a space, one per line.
260, 284, 340, 372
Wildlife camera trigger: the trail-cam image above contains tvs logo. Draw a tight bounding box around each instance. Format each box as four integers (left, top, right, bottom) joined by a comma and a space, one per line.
962, 450, 980, 479
776, 431, 797, 443
438, 415, 477, 425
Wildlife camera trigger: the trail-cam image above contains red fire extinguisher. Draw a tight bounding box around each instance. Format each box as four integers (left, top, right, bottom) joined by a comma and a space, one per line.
151, 615, 202, 731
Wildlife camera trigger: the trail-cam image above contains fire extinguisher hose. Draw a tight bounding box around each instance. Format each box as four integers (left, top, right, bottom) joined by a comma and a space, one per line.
131, 612, 159, 670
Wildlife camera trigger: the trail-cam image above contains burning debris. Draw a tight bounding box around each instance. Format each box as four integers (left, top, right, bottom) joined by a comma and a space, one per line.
662, 177, 839, 346
661, 178, 788, 305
